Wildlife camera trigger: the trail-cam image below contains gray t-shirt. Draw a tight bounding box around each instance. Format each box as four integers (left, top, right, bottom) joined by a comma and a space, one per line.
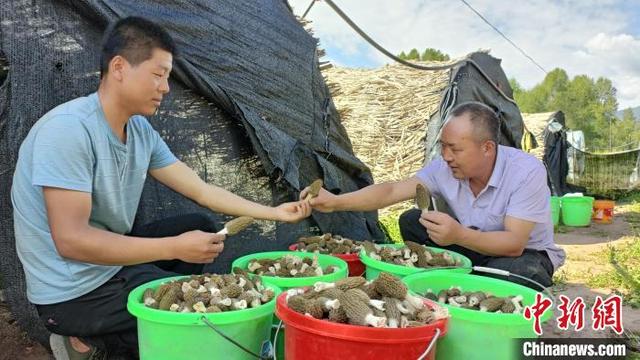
416, 145, 566, 270
11, 92, 177, 304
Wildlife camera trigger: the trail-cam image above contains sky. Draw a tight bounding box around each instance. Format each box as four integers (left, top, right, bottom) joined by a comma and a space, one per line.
289, 0, 640, 110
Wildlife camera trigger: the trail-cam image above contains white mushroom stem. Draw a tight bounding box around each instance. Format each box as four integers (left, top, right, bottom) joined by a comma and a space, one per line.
248, 262, 262, 272
210, 288, 221, 297
193, 301, 207, 313
453, 295, 467, 303
327, 298, 341, 310
238, 277, 247, 288
232, 300, 247, 310
314, 267, 323, 276
274, 262, 282, 271
216, 298, 232, 306
403, 248, 411, 259
400, 316, 409, 328
169, 303, 180, 312
370, 253, 382, 261
314, 282, 334, 292
410, 253, 419, 263
286, 288, 305, 301
388, 318, 399, 328
369, 300, 385, 311
405, 293, 426, 309
448, 298, 461, 307
144, 298, 157, 307
512, 295, 524, 313
196, 285, 207, 293
396, 302, 410, 314
181, 282, 192, 293
290, 269, 298, 276
365, 314, 387, 328
300, 263, 309, 273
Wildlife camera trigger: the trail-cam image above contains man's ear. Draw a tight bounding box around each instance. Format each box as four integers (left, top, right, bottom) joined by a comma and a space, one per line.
109, 55, 127, 82
483, 140, 496, 155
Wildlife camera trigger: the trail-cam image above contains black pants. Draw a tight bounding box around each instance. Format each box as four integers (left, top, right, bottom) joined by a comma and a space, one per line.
398, 209, 554, 290
36, 213, 218, 358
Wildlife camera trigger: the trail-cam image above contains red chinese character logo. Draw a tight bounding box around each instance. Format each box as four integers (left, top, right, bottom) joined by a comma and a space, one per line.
523, 293, 552, 335
592, 295, 623, 334
557, 295, 586, 331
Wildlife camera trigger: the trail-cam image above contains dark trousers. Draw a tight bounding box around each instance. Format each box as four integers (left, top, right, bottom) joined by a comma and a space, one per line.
36, 213, 218, 358
398, 209, 554, 290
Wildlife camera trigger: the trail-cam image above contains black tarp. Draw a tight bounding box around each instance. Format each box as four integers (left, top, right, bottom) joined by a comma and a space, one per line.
425, 52, 526, 161
0, 0, 384, 346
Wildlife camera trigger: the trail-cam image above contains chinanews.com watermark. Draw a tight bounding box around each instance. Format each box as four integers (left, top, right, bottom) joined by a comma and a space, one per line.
515, 293, 630, 359
518, 339, 626, 359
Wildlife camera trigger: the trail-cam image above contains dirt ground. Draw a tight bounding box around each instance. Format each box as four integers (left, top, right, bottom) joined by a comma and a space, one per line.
0, 293, 52, 360
1, 205, 639, 359
543, 203, 640, 353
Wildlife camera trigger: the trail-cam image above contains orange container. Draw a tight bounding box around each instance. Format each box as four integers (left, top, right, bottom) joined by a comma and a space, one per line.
592, 200, 615, 224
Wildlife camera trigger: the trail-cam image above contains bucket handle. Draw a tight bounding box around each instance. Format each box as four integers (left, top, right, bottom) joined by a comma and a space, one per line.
411, 265, 556, 304
471, 266, 556, 304
201, 316, 272, 360
273, 320, 283, 360
417, 327, 441, 360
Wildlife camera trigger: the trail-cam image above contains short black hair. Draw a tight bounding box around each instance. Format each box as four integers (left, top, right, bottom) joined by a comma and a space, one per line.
100, 16, 176, 79
449, 101, 500, 145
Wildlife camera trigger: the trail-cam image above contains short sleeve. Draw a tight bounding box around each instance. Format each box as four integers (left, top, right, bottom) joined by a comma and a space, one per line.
414, 158, 444, 196
149, 128, 177, 170
506, 164, 551, 223
32, 116, 94, 192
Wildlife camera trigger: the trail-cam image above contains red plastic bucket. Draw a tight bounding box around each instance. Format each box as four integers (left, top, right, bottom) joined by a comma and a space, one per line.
275, 292, 448, 360
288, 244, 365, 277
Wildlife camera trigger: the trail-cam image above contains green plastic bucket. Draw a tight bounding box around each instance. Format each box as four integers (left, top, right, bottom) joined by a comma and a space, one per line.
127, 276, 282, 360
561, 196, 594, 227
403, 272, 553, 360
232, 251, 348, 359
359, 243, 472, 280
550, 196, 560, 226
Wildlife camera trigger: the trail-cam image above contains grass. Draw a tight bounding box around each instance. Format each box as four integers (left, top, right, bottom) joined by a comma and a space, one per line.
378, 209, 404, 244
584, 191, 640, 308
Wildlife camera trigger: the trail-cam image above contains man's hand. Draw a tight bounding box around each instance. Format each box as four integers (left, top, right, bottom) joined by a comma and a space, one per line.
299, 187, 338, 213
171, 230, 225, 263
418, 210, 463, 246
274, 200, 312, 223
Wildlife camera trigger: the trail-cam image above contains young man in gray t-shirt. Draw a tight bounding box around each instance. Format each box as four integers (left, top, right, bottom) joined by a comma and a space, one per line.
11, 17, 311, 359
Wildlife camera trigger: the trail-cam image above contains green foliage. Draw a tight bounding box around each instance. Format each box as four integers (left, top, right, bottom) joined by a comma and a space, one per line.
397, 48, 450, 62
514, 68, 640, 150
378, 211, 404, 244
420, 48, 450, 61
406, 48, 420, 60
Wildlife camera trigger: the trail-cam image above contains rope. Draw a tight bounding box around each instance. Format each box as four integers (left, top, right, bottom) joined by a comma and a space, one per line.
320, 0, 518, 106
459, 0, 548, 74
301, 0, 316, 19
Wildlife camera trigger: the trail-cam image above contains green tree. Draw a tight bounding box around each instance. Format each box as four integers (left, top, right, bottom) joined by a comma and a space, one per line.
511, 69, 630, 150
420, 48, 450, 61
612, 108, 640, 149
407, 48, 420, 60
398, 51, 407, 60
